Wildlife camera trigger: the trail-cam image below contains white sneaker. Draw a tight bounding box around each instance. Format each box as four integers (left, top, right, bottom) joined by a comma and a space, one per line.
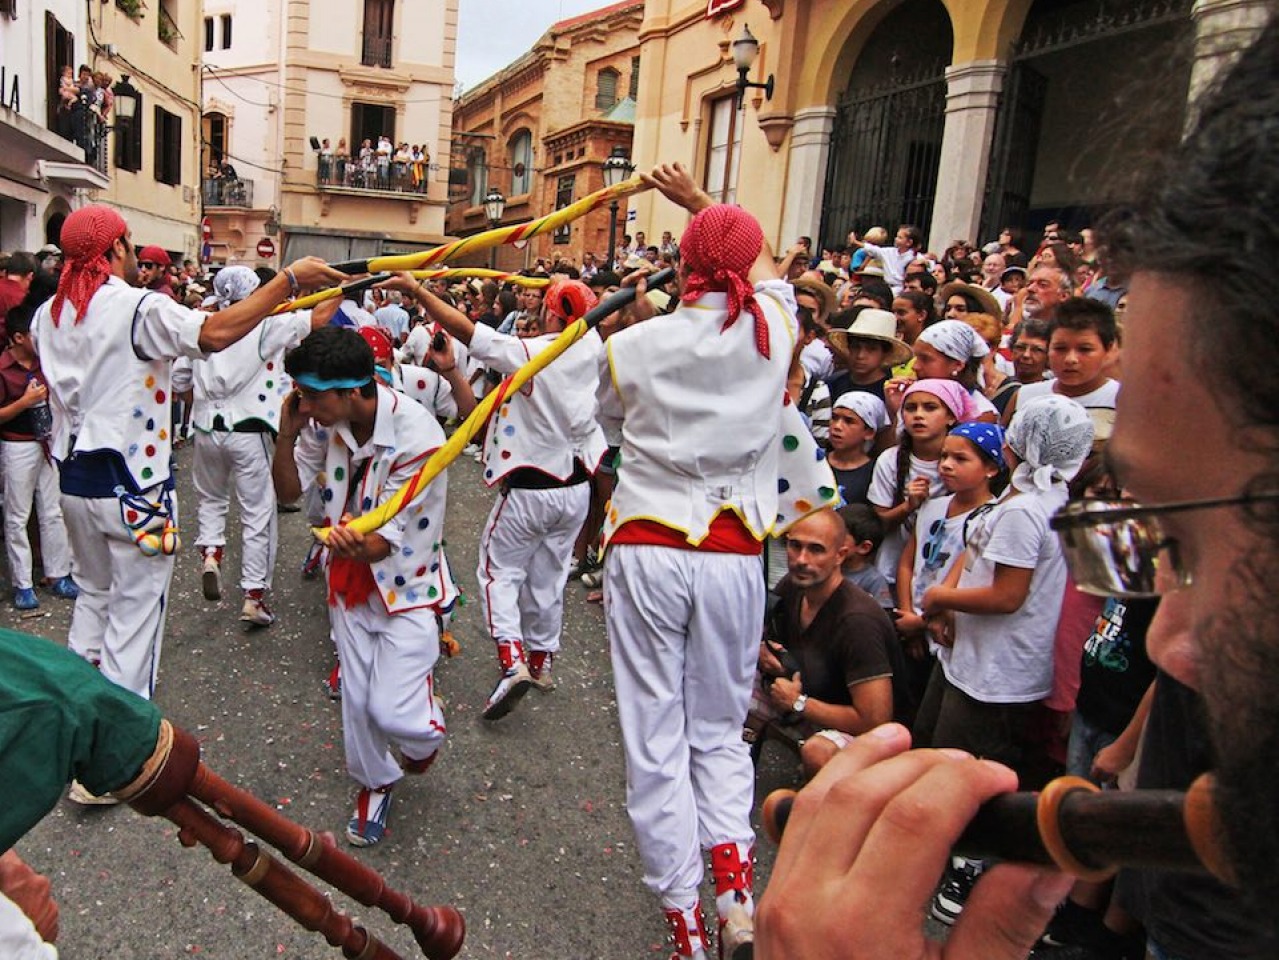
482, 662, 532, 720
202, 552, 222, 601
240, 591, 276, 627
718, 904, 754, 960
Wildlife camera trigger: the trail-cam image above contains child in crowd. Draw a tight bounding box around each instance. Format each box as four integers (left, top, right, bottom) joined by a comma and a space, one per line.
825, 308, 912, 402
868, 379, 976, 592
916, 393, 1095, 926
837, 504, 892, 610
889, 290, 936, 377
895, 319, 1000, 422
894, 421, 1004, 708
826, 392, 888, 507
1002, 297, 1119, 443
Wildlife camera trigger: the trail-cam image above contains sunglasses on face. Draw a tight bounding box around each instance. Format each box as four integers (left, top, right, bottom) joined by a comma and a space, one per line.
138, 262, 158, 269
1051, 492, 1279, 597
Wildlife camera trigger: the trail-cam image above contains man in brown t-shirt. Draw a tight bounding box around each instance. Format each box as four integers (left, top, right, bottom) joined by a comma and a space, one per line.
753, 508, 904, 776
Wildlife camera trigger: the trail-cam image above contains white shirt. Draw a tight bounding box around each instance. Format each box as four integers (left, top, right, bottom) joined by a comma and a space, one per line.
1016, 378, 1119, 446
868, 450, 947, 584
940, 486, 1069, 702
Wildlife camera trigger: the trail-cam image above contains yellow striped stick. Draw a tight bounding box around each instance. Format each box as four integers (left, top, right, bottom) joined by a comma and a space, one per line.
313, 267, 674, 542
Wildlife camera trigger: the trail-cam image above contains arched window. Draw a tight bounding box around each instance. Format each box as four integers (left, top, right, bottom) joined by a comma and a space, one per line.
596, 67, 620, 111
509, 130, 532, 196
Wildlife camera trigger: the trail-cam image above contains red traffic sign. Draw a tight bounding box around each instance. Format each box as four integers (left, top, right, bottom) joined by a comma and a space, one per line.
256, 238, 276, 259
201, 217, 212, 240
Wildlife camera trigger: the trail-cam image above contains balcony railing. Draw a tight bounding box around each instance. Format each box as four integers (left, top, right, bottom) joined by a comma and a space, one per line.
361, 35, 392, 68
54, 102, 109, 172
203, 177, 254, 207
316, 157, 428, 195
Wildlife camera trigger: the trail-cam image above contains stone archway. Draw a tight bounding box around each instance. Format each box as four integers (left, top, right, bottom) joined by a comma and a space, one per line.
818, 0, 954, 249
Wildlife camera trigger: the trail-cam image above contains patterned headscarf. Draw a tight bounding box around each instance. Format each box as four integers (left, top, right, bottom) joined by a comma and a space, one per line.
679, 204, 769, 357
950, 421, 1006, 470
210, 265, 260, 309
918, 319, 991, 362
832, 391, 890, 432
901, 378, 979, 424
1006, 394, 1095, 493
51, 204, 128, 325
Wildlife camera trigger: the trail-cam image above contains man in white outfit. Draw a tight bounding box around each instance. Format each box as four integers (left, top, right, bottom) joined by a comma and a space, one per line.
383, 272, 606, 719
31, 204, 344, 715
172, 265, 320, 626
597, 164, 800, 959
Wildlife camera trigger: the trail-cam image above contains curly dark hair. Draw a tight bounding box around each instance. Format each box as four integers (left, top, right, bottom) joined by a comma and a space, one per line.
284, 326, 376, 398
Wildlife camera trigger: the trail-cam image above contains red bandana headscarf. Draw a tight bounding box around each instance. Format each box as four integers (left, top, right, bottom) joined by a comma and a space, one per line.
51, 204, 128, 326
679, 204, 769, 357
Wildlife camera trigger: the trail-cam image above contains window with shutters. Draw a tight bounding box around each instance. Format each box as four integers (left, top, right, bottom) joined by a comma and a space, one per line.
154, 105, 183, 185
703, 94, 742, 205
44, 11, 75, 133
595, 68, 619, 111
362, 0, 394, 68
204, 17, 214, 52
629, 56, 640, 99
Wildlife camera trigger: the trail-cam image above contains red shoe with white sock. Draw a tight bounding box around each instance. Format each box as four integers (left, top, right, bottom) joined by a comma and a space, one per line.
711, 842, 755, 960
663, 903, 710, 959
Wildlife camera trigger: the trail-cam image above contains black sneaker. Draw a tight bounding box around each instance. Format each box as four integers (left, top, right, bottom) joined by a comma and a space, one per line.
930, 856, 984, 926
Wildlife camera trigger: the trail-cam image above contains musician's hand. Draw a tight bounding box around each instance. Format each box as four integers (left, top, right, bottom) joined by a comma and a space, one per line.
755, 724, 1073, 960
0, 851, 58, 943
286, 256, 351, 291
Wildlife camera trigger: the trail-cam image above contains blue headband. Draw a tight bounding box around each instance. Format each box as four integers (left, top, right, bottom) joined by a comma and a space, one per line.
294, 372, 372, 391
949, 421, 1006, 470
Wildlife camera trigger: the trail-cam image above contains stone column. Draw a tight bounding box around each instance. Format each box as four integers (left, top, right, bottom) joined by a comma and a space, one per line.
779, 106, 835, 248
926, 59, 1005, 251
1188, 0, 1272, 124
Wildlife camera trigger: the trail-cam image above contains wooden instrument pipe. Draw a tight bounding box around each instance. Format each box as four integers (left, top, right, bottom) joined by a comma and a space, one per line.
761, 775, 1234, 885
119, 721, 465, 960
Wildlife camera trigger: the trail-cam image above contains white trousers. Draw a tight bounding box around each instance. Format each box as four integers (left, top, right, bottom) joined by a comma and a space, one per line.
330, 596, 446, 790
476, 482, 589, 653
604, 545, 762, 906
192, 431, 277, 591
2, 441, 72, 588
62, 492, 176, 699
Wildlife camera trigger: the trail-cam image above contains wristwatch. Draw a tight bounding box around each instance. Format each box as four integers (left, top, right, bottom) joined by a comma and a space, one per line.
792, 694, 809, 715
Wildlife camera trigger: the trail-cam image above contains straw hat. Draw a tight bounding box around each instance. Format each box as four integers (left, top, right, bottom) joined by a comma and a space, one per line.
939, 280, 1003, 320
827, 308, 913, 367
791, 277, 836, 320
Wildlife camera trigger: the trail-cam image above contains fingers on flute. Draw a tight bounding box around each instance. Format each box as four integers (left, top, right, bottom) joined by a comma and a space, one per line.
767, 723, 912, 880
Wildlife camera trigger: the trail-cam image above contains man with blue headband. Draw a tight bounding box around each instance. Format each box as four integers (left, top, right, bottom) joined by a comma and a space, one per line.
272, 325, 456, 848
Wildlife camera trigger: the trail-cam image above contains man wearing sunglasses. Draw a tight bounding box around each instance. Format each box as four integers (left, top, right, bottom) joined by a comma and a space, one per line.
755, 18, 1279, 959
136, 245, 177, 301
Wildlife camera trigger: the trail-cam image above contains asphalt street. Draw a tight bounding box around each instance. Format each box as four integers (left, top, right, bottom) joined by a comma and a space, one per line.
9, 441, 802, 959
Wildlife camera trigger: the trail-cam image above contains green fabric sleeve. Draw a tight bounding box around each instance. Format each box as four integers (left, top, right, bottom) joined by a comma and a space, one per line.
0, 629, 161, 852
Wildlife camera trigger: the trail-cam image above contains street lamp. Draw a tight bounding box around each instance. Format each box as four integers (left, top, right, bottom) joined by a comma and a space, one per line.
113, 75, 139, 122
601, 145, 633, 270
732, 24, 774, 110
483, 187, 505, 269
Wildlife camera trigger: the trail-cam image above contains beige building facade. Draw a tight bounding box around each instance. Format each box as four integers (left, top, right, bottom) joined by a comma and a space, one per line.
629, 0, 1272, 254
446, 1, 643, 270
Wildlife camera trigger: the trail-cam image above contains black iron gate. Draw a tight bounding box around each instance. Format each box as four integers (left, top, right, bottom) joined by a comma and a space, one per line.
820, 71, 947, 251
977, 62, 1047, 244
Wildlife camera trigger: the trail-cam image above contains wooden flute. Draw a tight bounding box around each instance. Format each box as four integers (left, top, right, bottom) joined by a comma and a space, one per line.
761, 774, 1235, 884
117, 721, 465, 960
